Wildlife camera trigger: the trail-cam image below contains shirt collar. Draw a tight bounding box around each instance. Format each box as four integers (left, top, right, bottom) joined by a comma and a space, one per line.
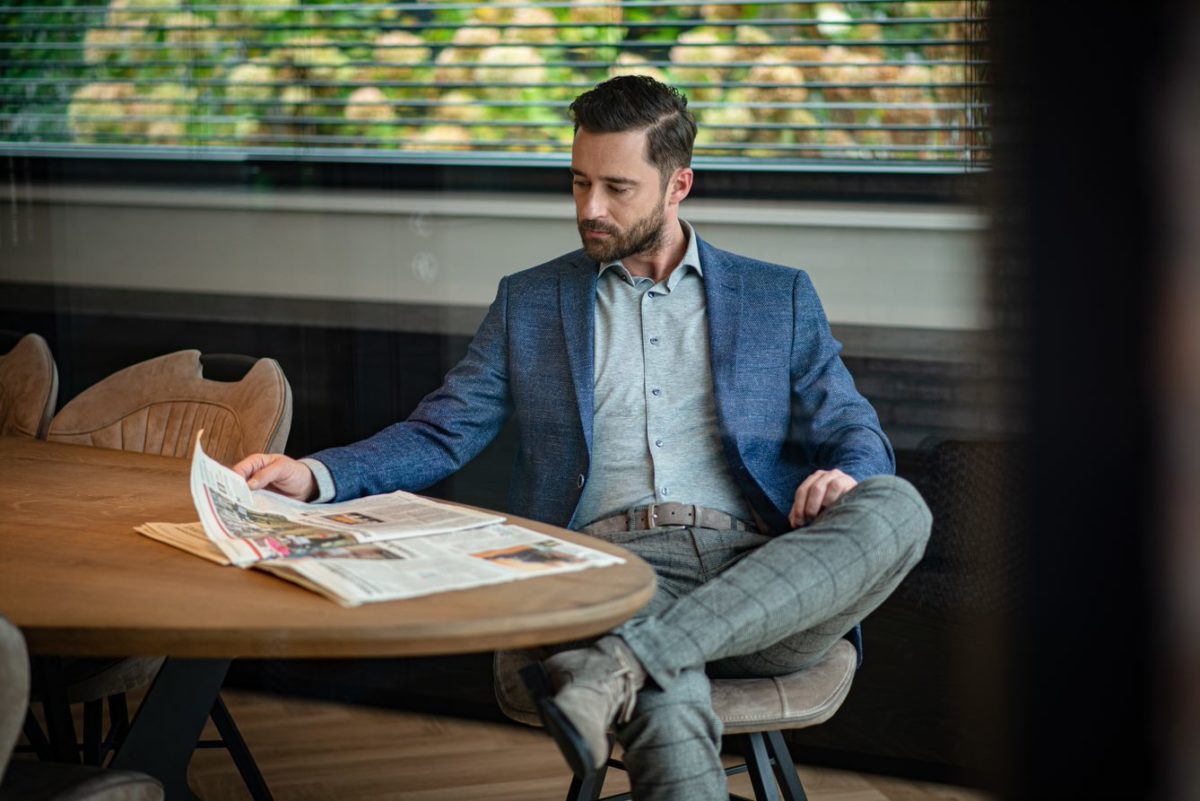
598, 220, 703, 289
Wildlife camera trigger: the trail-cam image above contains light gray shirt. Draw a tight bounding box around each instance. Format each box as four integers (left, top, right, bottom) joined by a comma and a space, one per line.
573, 220, 752, 528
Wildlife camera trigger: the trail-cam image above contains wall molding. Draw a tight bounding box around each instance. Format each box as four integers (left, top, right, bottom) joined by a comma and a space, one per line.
26, 184, 987, 232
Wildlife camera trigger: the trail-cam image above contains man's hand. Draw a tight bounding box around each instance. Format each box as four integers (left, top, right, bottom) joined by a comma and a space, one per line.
789, 468, 858, 528
233, 453, 317, 501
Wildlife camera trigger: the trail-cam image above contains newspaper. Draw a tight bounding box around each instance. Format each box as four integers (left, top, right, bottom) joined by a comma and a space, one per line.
188, 436, 505, 567
134, 434, 624, 607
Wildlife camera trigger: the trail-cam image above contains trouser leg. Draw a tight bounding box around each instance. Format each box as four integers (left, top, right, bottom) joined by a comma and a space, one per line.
616, 475, 932, 687
614, 665, 725, 801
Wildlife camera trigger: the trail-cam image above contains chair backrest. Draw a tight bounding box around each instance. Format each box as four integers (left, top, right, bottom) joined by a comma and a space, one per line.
47, 349, 292, 464
0, 333, 59, 440
0, 616, 30, 784
906, 436, 1022, 615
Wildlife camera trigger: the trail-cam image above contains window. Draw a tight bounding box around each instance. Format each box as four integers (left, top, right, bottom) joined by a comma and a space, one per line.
2, 1, 988, 176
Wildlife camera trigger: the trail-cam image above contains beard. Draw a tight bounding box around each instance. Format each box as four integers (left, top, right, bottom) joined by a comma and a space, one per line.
577, 201, 667, 264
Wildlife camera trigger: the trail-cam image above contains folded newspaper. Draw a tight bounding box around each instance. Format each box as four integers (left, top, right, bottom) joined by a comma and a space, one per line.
135, 434, 623, 607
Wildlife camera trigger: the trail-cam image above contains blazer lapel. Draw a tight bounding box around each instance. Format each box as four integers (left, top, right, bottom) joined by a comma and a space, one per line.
559, 258, 597, 454
699, 239, 742, 411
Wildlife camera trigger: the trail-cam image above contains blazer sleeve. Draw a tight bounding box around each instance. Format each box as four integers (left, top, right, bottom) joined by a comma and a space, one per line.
308, 276, 515, 501
789, 270, 894, 481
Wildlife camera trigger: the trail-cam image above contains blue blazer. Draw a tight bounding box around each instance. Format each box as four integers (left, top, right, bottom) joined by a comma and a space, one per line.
312, 237, 894, 535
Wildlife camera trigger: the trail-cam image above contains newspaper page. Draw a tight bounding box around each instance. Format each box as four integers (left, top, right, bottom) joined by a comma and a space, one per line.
189, 433, 504, 566
256, 523, 626, 607
136, 521, 229, 565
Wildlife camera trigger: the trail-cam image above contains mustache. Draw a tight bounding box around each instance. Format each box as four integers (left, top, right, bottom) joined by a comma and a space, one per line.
578, 220, 617, 235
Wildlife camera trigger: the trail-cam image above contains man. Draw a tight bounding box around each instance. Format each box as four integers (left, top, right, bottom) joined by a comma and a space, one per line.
235, 76, 931, 801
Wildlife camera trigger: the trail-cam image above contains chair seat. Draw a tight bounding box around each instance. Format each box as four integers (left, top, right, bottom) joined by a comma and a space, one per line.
494, 637, 858, 735
62, 658, 166, 706
711, 639, 856, 735
0, 760, 163, 801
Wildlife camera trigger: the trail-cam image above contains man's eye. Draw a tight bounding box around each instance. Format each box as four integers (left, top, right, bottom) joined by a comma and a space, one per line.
610, 186, 629, 194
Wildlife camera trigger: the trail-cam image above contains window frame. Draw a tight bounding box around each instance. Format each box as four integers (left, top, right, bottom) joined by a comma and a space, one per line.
9, 146, 984, 204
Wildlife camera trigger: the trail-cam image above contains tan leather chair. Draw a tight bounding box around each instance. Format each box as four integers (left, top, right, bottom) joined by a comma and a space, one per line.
0, 332, 58, 440
494, 638, 858, 801
47, 349, 291, 463
38, 350, 292, 800
1, 615, 164, 801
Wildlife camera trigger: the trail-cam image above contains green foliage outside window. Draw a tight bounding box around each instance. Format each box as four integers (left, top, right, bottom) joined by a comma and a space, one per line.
1, 1, 988, 164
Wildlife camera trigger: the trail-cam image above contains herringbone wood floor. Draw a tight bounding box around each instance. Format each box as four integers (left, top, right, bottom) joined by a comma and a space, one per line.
181, 689, 992, 801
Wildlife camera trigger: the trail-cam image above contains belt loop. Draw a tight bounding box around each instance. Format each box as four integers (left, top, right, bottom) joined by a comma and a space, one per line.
690, 504, 701, 528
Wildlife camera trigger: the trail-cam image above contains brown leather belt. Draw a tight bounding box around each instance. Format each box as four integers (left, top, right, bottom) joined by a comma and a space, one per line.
582, 502, 757, 535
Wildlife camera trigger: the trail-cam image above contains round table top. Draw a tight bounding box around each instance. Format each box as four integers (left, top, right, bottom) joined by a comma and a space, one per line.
0, 437, 656, 658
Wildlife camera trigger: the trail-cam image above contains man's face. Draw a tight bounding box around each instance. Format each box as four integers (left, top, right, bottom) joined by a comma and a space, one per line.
571, 127, 670, 263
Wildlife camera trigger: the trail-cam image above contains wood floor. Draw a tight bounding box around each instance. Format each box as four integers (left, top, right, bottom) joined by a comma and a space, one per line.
181, 689, 992, 801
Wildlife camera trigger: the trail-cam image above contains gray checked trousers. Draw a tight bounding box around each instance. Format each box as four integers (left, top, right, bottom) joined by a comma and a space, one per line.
589, 475, 932, 801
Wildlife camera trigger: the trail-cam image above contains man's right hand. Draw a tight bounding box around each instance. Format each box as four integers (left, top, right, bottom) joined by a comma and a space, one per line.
233, 453, 317, 501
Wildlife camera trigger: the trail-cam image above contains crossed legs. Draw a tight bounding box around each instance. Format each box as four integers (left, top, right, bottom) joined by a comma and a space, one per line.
535, 475, 933, 801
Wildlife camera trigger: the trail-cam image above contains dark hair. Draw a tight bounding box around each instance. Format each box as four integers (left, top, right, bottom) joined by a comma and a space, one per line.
568, 75, 697, 180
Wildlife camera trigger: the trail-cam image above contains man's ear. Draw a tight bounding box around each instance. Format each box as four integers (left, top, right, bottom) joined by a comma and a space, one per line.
666, 167, 694, 206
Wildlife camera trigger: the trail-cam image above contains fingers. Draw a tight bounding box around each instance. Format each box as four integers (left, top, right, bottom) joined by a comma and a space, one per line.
232, 452, 273, 480
789, 471, 821, 528
245, 456, 294, 491
789, 469, 858, 528
233, 453, 287, 489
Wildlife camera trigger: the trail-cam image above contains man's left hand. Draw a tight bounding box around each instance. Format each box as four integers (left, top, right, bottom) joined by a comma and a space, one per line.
790, 469, 858, 528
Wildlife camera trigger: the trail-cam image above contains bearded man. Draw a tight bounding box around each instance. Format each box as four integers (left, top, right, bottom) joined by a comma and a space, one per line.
236, 76, 931, 801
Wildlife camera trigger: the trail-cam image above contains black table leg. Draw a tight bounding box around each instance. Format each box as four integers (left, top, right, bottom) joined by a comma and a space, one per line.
109, 658, 231, 801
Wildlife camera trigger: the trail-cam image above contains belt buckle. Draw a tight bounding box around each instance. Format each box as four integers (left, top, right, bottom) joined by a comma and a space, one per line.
642, 503, 658, 530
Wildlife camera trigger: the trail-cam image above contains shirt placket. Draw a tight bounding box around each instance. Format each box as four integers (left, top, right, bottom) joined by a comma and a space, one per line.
641, 279, 670, 502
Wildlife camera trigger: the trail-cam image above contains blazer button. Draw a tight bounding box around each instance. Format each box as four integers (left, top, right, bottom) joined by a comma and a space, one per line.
577, 474, 586, 489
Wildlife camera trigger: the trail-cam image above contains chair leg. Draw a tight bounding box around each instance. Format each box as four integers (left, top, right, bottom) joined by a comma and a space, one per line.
743, 732, 782, 801
105, 692, 130, 757
209, 693, 274, 801
566, 759, 610, 801
82, 699, 104, 765
765, 730, 808, 801
22, 707, 52, 760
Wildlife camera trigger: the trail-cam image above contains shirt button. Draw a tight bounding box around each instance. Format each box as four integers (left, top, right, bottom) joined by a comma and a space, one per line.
577, 474, 586, 488
651, 388, 662, 396
649, 337, 659, 345
660, 486, 669, 497
654, 439, 663, 448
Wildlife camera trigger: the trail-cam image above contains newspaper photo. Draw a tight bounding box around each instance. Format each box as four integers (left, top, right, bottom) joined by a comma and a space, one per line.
134, 432, 624, 606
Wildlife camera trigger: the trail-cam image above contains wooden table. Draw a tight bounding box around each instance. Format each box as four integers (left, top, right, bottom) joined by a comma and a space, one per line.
0, 437, 656, 798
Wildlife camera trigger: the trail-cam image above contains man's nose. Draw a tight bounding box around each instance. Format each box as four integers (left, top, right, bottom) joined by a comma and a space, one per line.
578, 187, 606, 221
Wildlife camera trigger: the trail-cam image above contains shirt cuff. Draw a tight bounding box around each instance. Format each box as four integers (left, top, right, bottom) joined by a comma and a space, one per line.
299, 457, 336, 503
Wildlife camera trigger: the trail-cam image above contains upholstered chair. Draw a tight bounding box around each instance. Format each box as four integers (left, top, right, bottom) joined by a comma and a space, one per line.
36, 350, 292, 800
0, 332, 58, 440
1, 615, 164, 801
46, 349, 290, 463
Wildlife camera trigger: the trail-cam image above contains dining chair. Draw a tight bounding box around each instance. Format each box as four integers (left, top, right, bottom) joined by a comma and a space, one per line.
0, 331, 59, 440
38, 349, 293, 800
494, 636, 859, 801
46, 349, 291, 461
1, 615, 165, 801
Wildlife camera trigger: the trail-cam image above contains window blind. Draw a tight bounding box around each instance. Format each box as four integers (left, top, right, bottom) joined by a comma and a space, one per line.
1, 1, 989, 169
